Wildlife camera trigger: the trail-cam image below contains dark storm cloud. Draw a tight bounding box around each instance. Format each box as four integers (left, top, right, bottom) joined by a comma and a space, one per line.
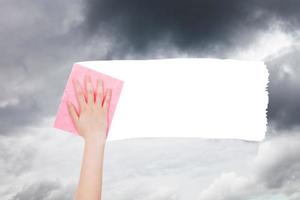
83, 0, 300, 133
0, 0, 300, 136
82, 0, 300, 57
265, 45, 300, 132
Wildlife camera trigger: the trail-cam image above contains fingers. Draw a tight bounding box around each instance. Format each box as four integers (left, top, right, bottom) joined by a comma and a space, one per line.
103, 88, 112, 111
67, 101, 79, 126
96, 78, 104, 107
85, 75, 94, 106
73, 79, 86, 110
73, 75, 111, 111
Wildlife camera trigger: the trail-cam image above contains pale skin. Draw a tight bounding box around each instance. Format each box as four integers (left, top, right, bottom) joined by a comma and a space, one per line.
66, 74, 112, 200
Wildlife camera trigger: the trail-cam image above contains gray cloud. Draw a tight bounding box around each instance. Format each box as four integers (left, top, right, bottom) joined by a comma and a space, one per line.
0, 0, 88, 136
12, 180, 60, 200
255, 133, 300, 190
82, 0, 300, 57
265, 45, 300, 132
0, 128, 80, 200
11, 180, 76, 200
0, 136, 37, 176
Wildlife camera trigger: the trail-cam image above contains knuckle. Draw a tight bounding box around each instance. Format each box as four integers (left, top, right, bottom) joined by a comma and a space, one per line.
81, 104, 88, 111
79, 94, 85, 100
97, 87, 103, 93
103, 101, 107, 107
87, 86, 93, 92
88, 88, 93, 94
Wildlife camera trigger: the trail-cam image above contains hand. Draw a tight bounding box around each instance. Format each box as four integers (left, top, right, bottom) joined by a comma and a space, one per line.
66, 74, 112, 143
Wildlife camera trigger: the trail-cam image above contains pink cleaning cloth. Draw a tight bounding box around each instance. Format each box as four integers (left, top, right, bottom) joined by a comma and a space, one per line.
53, 63, 124, 137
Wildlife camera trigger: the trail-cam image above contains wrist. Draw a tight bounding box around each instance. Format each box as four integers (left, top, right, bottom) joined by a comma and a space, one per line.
84, 135, 107, 146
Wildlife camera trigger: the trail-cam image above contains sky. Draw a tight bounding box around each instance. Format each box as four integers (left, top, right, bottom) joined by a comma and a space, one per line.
0, 0, 300, 199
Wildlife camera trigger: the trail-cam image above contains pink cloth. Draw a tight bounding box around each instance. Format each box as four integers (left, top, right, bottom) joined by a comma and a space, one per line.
53, 63, 124, 137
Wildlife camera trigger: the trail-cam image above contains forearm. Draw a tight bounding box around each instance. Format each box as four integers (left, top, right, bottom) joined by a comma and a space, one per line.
75, 138, 106, 200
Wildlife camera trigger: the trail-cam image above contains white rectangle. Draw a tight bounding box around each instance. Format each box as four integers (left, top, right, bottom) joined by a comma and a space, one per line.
77, 58, 268, 142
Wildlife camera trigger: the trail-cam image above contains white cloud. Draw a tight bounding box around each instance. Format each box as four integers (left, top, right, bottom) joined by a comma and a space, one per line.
1, 116, 300, 200
197, 134, 300, 200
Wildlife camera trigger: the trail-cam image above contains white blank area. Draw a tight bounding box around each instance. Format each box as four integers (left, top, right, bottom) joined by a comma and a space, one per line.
77, 58, 269, 142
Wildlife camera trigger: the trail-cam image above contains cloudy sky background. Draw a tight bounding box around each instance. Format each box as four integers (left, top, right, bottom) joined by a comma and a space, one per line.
0, 0, 300, 199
